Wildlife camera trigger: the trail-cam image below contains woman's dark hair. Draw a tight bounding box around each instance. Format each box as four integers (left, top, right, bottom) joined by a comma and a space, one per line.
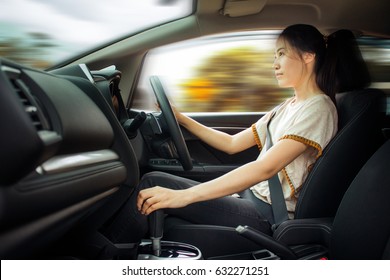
279, 24, 371, 103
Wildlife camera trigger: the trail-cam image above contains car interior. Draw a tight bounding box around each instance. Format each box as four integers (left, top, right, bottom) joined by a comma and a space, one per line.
0, 0, 389, 260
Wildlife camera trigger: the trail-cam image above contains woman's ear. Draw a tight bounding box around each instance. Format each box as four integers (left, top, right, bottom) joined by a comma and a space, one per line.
303, 52, 316, 64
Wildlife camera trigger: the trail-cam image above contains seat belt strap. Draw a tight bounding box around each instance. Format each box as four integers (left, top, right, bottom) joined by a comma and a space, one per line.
266, 109, 289, 227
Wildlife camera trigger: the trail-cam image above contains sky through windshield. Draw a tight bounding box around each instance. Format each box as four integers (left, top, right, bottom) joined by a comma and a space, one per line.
0, 0, 193, 67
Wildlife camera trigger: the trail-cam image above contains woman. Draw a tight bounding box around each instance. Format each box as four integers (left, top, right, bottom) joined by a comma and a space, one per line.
103, 24, 370, 243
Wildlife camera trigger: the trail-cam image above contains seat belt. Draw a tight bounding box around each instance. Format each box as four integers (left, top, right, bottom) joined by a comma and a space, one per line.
266, 109, 289, 228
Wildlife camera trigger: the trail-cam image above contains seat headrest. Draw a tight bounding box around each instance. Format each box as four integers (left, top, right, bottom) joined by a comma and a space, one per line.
336, 88, 384, 129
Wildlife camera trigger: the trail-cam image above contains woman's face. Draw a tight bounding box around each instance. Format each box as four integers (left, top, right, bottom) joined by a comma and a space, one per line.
273, 38, 306, 88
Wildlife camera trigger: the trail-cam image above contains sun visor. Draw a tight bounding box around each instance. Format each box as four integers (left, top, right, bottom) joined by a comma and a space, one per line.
221, 0, 267, 17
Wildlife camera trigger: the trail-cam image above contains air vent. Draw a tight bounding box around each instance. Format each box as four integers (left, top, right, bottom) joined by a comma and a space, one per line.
9, 77, 49, 131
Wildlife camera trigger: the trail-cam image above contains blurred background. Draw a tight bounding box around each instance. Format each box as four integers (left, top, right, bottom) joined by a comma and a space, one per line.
135, 33, 390, 113
1, 1, 389, 114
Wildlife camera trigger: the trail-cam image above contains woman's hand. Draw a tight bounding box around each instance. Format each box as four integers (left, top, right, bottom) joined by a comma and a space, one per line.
137, 186, 191, 215
155, 101, 184, 124
170, 103, 185, 124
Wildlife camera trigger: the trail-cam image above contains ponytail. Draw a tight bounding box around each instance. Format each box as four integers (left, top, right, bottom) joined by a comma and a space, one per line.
317, 30, 371, 103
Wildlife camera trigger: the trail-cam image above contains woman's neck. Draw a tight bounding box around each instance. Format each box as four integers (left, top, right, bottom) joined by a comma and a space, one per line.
293, 75, 322, 103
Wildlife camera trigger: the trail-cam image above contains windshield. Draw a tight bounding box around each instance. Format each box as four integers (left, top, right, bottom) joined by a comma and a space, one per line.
0, 0, 194, 69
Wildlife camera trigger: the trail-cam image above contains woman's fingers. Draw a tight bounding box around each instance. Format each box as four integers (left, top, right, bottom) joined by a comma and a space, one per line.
137, 187, 165, 215
143, 201, 162, 215
137, 186, 188, 215
136, 189, 148, 211
140, 195, 161, 214
137, 189, 154, 213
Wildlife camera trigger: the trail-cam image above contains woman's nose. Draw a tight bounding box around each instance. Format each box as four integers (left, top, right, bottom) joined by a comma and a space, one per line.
273, 61, 280, 70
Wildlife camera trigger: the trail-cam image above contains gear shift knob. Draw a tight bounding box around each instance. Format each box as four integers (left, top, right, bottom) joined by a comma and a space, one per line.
148, 210, 164, 256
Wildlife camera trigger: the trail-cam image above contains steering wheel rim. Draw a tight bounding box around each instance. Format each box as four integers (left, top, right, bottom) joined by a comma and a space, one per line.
149, 76, 193, 171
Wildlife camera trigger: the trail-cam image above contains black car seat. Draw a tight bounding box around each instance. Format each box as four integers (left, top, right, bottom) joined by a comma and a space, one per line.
294, 88, 385, 219
163, 88, 385, 259
238, 138, 390, 260
328, 139, 390, 259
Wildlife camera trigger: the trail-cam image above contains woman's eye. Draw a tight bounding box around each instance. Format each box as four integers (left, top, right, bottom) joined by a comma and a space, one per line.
274, 51, 284, 59
274, 50, 285, 59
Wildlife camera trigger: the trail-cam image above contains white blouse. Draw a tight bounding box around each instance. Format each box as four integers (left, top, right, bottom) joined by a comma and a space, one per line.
251, 94, 338, 216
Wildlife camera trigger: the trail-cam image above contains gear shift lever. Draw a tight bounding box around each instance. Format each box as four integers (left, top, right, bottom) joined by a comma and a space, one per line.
148, 210, 164, 257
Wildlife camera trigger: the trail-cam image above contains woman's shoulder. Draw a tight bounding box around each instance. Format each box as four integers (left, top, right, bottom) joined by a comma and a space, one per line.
305, 94, 337, 112
291, 94, 338, 125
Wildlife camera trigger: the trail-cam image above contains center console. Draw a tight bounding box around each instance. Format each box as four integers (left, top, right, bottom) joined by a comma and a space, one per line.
137, 210, 203, 260
137, 241, 202, 260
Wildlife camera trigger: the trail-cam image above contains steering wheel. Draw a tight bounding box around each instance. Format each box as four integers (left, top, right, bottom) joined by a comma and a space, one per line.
149, 76, 193, 171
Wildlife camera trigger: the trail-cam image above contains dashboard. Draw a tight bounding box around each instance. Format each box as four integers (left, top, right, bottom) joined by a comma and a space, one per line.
0, 59, 139, 258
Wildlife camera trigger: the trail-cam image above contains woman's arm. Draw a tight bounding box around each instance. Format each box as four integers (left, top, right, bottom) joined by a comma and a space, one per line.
174, 107, 256, 155
137, 138, 308, 215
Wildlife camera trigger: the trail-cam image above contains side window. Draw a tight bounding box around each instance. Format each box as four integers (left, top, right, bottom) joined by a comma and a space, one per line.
359, 37, 390, 116
133, 32, 291, 113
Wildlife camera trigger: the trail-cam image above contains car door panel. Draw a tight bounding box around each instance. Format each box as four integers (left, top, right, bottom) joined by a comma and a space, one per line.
150, 112, 264, 182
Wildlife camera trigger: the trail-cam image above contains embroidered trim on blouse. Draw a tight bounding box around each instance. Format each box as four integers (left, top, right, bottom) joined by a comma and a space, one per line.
251, 124, 262, 151
282, 168, 295, 199
279, 134, 323, 159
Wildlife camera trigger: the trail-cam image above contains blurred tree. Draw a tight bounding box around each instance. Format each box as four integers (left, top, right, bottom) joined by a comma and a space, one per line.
0, 32, 55, 69
179, 46, 291, 112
